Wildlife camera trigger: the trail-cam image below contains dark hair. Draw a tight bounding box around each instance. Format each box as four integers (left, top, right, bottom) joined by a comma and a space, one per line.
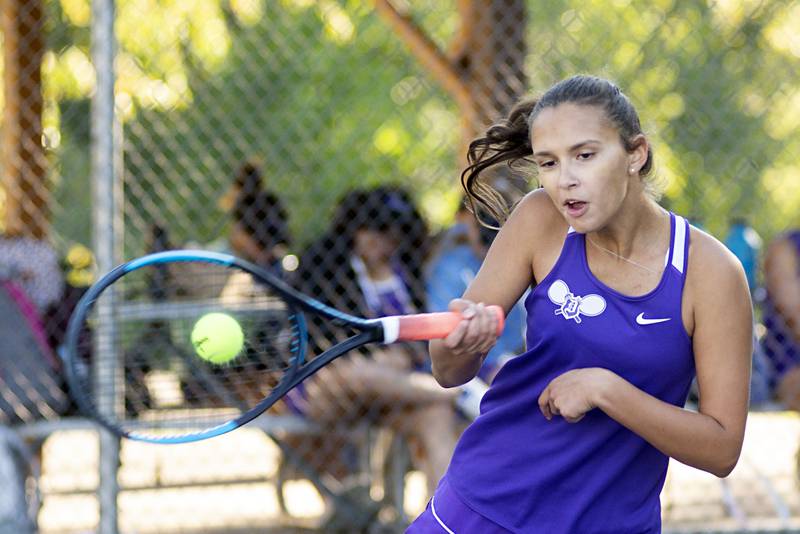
298, 185, 429, 315
232, 162, 291, 252
462, 74, 653, 225
234, 161, 263, 198
331, 186, 424, 241
233, 190, 291, 251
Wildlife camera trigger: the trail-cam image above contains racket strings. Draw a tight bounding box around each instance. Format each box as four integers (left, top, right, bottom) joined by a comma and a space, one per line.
72, 261, 305, 436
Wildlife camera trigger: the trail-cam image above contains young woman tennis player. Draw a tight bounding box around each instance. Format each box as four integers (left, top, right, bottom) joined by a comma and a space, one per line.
407, 75, 752, 533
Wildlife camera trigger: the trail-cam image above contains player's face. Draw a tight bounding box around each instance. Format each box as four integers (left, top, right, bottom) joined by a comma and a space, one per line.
530, 103, 640, 233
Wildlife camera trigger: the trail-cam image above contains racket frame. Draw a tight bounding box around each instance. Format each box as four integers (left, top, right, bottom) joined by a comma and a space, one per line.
63, 250, 386, 443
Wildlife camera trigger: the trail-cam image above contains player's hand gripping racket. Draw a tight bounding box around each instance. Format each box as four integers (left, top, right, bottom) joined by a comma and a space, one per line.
63, 250, 504, 443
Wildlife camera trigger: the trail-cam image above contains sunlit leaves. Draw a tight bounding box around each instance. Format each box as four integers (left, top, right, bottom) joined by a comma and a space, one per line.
319, 1, 355, 44
42, 47, 94, 99
763, 165, 800, 227
763, 2, 800, 58
373, 121, 410, 155
229, 0, 263, 26
9, 0, 798, 246
764, 88, 800, 141
523, 0, 798, 236
60, 0, 90, 27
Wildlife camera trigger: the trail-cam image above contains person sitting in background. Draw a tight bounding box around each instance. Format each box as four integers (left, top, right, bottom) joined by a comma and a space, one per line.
0, 233, 68, 424
198, 160, 293, 269
0, 234, 64, 314
175, 176, 294, 406
230, 189, 291, 273
762, 229, 800, 408
722, 219, 771, 405
0, 233, 69, 533
294, 185, 459, 498
426, 200, 527, 383
44, 243, 95, 358
724, 217, 762, 294
218, 159, 269, 213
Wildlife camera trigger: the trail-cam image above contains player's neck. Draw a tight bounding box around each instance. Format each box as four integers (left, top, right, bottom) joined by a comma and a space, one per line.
588, 196, 667, 259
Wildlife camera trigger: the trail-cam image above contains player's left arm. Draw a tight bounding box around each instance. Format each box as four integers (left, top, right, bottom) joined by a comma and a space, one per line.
540, 228, 752, 477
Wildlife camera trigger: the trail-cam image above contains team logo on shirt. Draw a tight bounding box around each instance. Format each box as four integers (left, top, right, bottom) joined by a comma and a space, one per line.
548, 279, 606, 324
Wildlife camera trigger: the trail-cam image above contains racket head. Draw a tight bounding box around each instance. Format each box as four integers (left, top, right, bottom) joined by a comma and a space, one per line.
63, 250, 308, 443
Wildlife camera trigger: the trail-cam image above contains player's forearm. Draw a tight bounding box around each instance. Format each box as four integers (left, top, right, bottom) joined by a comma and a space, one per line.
595, 373, 743, 478
429, 339, 483, 388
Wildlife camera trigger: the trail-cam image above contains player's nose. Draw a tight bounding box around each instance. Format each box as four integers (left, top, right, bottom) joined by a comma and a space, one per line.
558, 163, 580, 189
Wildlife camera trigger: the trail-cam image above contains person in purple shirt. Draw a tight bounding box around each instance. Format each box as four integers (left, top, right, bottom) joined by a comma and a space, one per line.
295, 186, 460, 498
407, 75, 752, 533
762, 230, 800, 408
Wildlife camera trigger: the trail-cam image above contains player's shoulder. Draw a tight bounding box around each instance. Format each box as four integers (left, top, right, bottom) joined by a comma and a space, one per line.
508, 188, 567, 237
686, 224, 747, 293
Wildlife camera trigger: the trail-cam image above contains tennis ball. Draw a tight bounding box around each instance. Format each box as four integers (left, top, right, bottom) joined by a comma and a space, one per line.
191, 313, 244, 364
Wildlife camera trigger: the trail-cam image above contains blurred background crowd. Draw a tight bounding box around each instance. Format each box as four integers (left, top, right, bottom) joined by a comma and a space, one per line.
1, 0, 800, 532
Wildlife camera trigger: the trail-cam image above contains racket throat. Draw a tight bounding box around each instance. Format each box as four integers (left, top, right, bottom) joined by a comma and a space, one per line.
373, 316, 400, 344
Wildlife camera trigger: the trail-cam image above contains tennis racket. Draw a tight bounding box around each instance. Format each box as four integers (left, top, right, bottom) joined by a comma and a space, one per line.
63, 250, 504, 444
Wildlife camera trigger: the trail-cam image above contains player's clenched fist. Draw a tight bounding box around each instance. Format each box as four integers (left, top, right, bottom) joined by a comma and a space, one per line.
443, 298, 500, 358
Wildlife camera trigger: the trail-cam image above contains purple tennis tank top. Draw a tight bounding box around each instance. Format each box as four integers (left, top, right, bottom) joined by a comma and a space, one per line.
446, 212, 695, 533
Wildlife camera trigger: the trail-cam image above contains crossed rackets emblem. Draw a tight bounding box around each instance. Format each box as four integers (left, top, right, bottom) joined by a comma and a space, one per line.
547, 279, 606, 324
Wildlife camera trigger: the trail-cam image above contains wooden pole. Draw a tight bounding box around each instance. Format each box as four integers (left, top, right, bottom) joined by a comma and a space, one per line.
2, 0, 48, 238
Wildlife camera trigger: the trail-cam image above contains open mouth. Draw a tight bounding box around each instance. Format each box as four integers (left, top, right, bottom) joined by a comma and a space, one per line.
564, 200, 587, 217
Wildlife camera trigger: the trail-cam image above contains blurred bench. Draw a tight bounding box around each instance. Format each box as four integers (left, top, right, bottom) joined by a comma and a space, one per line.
7, 405, 407, 533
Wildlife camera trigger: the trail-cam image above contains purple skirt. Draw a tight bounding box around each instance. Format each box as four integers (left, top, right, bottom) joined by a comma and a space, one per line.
406, 477, 511, 533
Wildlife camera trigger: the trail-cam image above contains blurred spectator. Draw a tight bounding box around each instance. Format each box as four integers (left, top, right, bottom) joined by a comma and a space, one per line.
722, 219, 769, 404
294, 185, 458, 497
176, 170, 294, 404
724, 218, 762, 293
0, 234, 69, 424
0, 426, 35, 533
762, 230, 800, 408
202, 161, 292, 269
297, 186, 428, 321
0, 234, 69, 533
426, 200, 527, 383
0, 235, 63, 312
44, 243, 95, 356
218, 159, 267, 213
230, 186, 291, 272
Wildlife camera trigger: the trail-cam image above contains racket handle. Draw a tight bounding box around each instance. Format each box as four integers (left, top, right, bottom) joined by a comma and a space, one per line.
379, 305, 505, 343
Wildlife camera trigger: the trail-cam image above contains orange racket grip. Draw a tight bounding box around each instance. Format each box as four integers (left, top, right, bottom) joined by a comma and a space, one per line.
379, 305, 505, 343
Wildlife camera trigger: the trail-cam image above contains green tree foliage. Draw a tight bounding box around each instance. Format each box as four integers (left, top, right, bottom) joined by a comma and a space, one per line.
526, 0, 800, 236
27, 0, 800, 252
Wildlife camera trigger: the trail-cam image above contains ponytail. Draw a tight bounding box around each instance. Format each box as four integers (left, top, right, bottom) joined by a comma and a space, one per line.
461, 98, 536, 227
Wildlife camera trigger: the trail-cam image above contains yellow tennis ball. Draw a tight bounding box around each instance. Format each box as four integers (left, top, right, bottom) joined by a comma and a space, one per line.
191, 313, 244, 364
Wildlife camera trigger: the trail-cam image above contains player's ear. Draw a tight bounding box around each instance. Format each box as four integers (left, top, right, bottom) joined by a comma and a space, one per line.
627, 134, 648, 175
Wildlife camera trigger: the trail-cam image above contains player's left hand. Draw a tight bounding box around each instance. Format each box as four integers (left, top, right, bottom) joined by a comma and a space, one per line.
538, 368, 617, 423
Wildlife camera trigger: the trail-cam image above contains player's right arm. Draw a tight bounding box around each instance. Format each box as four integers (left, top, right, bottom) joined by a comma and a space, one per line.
430, 190, 563, 387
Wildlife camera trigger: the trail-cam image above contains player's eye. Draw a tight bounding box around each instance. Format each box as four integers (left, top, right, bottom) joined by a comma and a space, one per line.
577, 152, 594, 160
538, 160, 556, 169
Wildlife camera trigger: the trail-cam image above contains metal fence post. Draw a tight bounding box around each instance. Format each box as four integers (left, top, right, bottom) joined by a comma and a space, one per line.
91, 0, 120, 533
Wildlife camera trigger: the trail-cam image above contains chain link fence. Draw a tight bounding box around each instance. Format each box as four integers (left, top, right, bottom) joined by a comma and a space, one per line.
2, 0, 800, 532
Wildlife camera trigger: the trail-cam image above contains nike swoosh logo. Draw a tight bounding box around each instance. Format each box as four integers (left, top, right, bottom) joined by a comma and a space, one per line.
636, 313, 671, 325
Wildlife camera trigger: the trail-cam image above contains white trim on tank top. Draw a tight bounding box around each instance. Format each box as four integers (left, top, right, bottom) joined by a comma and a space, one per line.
671, 215, 687, 274
431, 495, 456, 533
